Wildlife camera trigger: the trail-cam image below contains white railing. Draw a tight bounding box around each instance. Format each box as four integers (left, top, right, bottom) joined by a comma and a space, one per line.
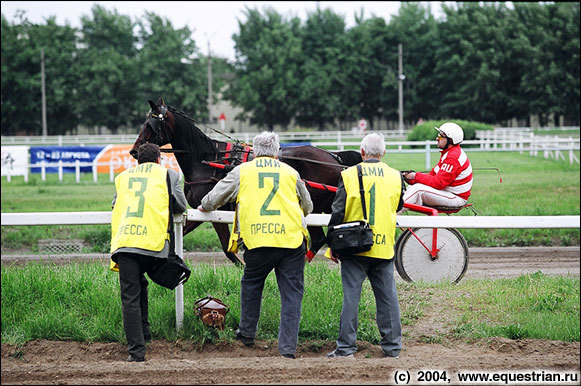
0, 134, 141, 146
2, 209, 579, 330
3, 127, 578, 147
2, 139, 579, 183
475, 129, 580, 165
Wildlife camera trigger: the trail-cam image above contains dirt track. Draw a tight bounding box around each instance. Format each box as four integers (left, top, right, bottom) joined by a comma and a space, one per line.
2, 246, 580, 280
2, 247, 580, 385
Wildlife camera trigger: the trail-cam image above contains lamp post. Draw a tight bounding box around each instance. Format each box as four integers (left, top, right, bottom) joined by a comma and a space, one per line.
207, 39, 213, 125
41, 48, 47, 136
398, 43, 405, 136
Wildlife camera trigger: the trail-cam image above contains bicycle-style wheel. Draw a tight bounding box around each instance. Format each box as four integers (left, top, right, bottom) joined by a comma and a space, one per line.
395, 228, 469, 283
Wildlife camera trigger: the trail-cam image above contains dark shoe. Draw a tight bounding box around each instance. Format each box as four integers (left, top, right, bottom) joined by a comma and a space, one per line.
326, 350, 354, 358
281, 353, 296, 359
127, 355, 145, 362
235, 329, 255, 347
382, 351, 400, 359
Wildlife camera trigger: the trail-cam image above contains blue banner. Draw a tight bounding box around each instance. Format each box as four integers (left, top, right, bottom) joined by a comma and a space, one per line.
30, 146, 106, 173
280, 142, 311, 147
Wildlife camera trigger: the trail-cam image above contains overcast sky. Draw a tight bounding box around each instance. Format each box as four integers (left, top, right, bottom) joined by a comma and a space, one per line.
1, 1, 444, 60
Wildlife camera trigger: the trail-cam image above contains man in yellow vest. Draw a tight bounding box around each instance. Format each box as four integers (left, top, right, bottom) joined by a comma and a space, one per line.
198, 131, 313, 359
326, 133, 405, 359
111, 143, 187, 362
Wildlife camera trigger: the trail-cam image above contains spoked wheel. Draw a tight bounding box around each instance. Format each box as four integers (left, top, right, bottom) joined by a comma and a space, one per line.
395, 228, 469, 284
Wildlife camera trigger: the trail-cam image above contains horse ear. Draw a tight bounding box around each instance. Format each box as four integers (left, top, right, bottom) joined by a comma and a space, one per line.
148, 100, 157, 111
157, 96, 165, 106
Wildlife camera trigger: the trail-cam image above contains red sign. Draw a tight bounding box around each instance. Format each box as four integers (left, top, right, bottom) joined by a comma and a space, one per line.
219, 113, 226, 121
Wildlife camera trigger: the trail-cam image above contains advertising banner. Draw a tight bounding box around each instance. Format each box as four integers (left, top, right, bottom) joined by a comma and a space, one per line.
1, 146, 29, 176
30, 146, 106, 173
95, 144, 180, 174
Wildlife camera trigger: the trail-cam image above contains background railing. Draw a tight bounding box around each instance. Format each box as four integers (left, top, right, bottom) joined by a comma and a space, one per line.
2, 128, 580, 183
2, 126, 578, 146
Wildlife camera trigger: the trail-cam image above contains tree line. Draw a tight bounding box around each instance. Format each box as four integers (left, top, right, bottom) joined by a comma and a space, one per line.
1, 2, 579, 135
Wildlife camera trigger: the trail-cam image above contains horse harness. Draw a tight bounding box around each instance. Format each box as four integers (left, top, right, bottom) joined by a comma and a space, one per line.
185, 141, 253, 186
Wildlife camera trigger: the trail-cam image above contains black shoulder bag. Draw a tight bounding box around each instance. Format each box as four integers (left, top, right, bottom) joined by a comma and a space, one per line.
147, 172, 191, 290
327, 164, 374, 256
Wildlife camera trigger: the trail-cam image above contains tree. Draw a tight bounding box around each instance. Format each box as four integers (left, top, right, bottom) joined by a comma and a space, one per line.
510, 2, 580, 126
135, 12, 206, 122
75, 4, 138, 134
229, 6, 303, 130
295, 7, 349, 130
1, 12, 79, 135
345, 16, 396, 129
432, 2, 513, 123
388, 2, 439, 125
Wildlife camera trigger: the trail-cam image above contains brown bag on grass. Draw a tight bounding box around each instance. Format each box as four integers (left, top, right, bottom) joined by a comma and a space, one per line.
194, 296, 229, 330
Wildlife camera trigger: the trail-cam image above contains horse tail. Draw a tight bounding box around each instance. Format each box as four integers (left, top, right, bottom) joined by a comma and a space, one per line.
330, 150, 362, 166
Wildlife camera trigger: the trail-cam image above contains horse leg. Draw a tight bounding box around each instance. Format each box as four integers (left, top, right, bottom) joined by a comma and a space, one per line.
183, 220, 243, 266
306, 226, 327, 262
212, 222, 245, 267
183, 220, 202, 236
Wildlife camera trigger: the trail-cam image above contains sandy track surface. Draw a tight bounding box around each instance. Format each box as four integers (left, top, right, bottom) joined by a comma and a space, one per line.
2, 246, 579, 279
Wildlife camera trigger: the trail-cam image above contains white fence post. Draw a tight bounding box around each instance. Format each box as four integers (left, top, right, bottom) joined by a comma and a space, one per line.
109, 161, 115, 182
58, 160, 63, 182
75, 160, 80, 183
425, 141, 431, 171
174, 215, 185, 330
92, 161, 98, 183
41, 160, 46, 181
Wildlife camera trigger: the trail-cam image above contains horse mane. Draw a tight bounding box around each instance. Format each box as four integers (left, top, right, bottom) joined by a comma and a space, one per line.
332, 150, 363, 166
168, 106, 217, 162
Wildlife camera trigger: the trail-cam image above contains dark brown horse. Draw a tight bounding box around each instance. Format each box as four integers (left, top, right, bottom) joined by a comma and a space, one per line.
130, 97, 362, 266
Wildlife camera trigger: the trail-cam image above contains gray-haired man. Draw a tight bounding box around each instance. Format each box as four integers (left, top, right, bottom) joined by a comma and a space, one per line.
198, 131, 313, 358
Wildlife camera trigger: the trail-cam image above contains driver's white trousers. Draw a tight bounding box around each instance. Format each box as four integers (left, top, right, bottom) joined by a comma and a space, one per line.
402, 183, 467, 211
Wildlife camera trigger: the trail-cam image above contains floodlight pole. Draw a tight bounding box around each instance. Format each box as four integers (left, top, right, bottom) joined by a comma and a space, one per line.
207, 40, 213, 125
398, 43, 405, 136
41, 48, 47, 136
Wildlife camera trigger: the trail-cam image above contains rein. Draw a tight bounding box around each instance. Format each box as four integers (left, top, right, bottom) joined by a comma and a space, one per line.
202, 161, 338, 192
160, 148, 188, 153
279, 155, 349, 169
171, 108, 251, 147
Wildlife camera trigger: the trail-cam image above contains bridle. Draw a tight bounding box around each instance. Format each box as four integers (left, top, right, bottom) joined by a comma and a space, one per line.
146, 106, 188, 154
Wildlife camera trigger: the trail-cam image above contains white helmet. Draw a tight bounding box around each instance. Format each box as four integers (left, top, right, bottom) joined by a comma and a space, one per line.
435, 122, 464, 144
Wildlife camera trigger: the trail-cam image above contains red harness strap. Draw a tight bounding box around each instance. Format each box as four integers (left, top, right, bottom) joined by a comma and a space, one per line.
222, 143, 253, 165
223, 143, 234, 164
242, 146, 252, 162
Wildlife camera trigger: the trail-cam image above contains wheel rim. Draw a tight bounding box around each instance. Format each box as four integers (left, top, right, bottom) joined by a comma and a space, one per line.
397, 228, 468, 283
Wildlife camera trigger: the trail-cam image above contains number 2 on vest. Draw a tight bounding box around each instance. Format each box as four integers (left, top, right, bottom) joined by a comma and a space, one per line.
258, 172, 280, 216
125, 177, 148, 218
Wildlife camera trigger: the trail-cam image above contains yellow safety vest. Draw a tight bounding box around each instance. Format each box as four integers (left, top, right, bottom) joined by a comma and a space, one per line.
229, 157, 308, 251
341, 162, 401, 259
110, 163, 170, 254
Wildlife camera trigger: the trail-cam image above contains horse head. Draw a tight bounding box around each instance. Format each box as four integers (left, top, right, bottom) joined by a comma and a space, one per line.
130, 97, 176, 159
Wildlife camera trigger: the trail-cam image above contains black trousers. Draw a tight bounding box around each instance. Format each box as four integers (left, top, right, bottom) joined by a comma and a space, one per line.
116, 252, 157, 359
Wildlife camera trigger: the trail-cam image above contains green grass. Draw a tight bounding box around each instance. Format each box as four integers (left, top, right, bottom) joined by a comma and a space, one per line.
1, 262, 578, 345
1, 151, 579, 252
448, 271, 580, 341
